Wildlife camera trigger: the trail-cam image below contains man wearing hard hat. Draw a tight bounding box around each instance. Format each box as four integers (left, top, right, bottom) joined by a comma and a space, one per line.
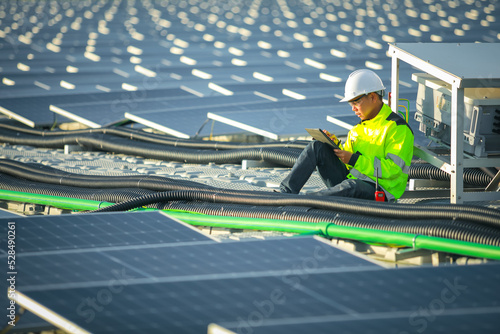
279, 69, 414, 202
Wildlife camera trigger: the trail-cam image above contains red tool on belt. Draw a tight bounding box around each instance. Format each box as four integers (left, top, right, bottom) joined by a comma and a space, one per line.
375, 168, 386, 202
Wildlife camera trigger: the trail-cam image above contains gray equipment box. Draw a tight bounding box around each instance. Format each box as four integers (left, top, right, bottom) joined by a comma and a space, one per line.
413, 73, 500, 157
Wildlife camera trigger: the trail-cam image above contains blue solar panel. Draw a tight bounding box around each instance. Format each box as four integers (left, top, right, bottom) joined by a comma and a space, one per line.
3, 230, 384, 332
0, 211, 213, 253
201, 66, 423, 138
11, 255, 500, 334
0, 87, 193, 127
15, 236, 379, 288
217, 263, 500, 334
209, 106, 351, 140
49, 88, 197, 128
0, 211, 215, 332
0, 208, 20, 219
124, 92, 290, 137
222, 313, 500, 334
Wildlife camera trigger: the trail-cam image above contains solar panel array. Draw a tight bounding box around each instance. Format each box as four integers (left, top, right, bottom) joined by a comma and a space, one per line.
2, 211, 500, 333
1, 2, 500, 332
22, 264, 500, 334
1, 1, 498, 136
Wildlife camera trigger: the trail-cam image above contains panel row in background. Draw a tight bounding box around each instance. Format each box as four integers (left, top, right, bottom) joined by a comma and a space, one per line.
0, 77, 418, 140
2, 0, 497, 138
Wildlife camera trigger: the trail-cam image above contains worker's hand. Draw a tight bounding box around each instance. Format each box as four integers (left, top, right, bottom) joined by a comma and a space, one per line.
334, 149, 352, 165
322, 129, 341, 146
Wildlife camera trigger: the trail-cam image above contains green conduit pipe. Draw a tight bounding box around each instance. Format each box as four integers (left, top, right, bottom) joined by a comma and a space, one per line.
1, 189, 500, 260
173, 212, 500, 260
322, 224, 500, 261
0, 189, 114, 211
170, 211, 325, 234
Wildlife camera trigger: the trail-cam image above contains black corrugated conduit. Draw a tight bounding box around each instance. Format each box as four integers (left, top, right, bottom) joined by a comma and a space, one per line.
158, 201, 500, 245
1, 172, 500, 247
87, 189, 500, 228
0, 125, 494, 186
1, 159, 499, 227
0, 159, 215, 191
1, 158, 499, 225
0, 128, 301, 167
0, 173, 156, 203
410, 161, 493, 187
0, 123, 309, 150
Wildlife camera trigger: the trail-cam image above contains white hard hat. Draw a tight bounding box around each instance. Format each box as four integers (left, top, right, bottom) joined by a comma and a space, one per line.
339, 69, 386, 102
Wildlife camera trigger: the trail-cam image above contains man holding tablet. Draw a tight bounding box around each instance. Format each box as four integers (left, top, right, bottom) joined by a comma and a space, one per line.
279, 69, 414, 202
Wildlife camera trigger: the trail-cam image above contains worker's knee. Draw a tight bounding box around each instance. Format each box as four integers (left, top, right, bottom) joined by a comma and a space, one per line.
344, 179, 376, 199
311, 179, 375, 199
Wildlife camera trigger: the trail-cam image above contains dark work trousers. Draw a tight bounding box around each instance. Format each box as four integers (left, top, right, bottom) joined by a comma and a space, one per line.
279, 141, 377, 199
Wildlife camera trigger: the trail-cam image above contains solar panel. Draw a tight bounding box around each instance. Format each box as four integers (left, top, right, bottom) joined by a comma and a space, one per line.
11, 251, 500, 334
0, 208, 20, 219
0, 89, 143, 128
217, 313, 500, 334
0, 97, 72, 128
215, 263, 500, 334
0, 211, 216, 332
4, 228, 384, 332
123, 92, 275, 138
208, 106, 350, 140
0, 86, 194, 128
0, 211, 213, 253
0, 77, 114, 101
48, 88, 195, 129
15, 236, 379, 288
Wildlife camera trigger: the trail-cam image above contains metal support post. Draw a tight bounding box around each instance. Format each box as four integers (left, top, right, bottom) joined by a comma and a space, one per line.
390, 55, 399, 113
450, 84, 465, 204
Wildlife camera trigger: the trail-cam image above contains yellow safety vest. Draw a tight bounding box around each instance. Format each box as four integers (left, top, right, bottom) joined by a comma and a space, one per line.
342, 104, 414, 201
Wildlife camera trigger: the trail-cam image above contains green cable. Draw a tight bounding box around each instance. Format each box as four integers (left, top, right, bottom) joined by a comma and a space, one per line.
398, 98, 411, 122
0, 189, 114, 211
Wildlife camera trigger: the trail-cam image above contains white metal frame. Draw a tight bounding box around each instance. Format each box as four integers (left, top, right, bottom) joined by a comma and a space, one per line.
389, 43, 500, 204
10, 291, 91, 334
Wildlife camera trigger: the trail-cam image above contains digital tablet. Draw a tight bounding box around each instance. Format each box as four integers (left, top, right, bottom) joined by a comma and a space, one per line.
305, 128, 341, 150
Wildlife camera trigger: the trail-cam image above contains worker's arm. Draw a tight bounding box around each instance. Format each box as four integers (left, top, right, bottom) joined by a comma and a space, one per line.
333, 149, 352, 165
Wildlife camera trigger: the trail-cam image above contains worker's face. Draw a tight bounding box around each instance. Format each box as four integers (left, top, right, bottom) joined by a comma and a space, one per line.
349, 93, 378, 120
